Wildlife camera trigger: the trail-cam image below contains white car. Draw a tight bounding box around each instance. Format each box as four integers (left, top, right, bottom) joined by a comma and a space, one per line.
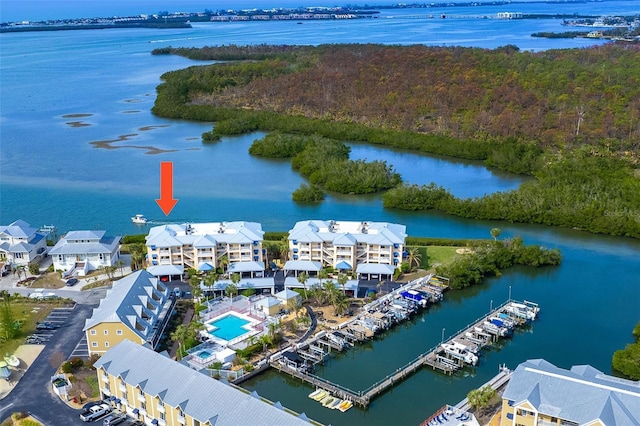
80, 403, 111, 422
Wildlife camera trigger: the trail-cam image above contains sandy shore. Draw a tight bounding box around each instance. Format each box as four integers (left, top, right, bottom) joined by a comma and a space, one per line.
0, 344, 46, 400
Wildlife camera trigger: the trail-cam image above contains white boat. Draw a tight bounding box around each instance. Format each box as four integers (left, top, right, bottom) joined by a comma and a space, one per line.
4, 353, 19, 367
131, 214, 148, 224
440, 342, 479, 366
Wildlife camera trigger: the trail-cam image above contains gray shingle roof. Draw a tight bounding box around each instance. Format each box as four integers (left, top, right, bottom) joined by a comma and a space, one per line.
94, 340, 314, 426
503, 359, 640, 425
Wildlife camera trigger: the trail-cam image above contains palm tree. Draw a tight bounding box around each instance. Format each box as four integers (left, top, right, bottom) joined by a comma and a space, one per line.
407, 247, 422, 272
258, 334, 271, 354
217, 254, 229, 275
189, 275, 202, 302
333, 294, 349, 317
170, 324, 188, 360
337, 273, 348, 295
318, 269, 328, 287
297, 271, 309, 300
187, 320, 205, 342
225, 283, 238, 299
116, 259, 125, 277
490, 228, 502, 241
204, 272, 218, 298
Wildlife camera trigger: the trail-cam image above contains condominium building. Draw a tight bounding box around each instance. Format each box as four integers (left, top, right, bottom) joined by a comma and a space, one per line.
0, 219, 48, 265
287, 220, 407, 273
94, 340, 314, 426
84, 270, 174, 355
145, 222, 264, 273
50, 230, 121, 276
500, 359, 640, 426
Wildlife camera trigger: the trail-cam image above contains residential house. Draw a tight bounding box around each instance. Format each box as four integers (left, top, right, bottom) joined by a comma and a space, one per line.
94, 340, 314, 426
287, 220, 406, 279
0, 220, 47, 266
84, 270, 174, 355
500, 359, 640, 426
49, 230, 121, 276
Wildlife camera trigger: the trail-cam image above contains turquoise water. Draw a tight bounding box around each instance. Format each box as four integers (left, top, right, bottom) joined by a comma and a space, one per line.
208, 314, 251, 341
197, 350, 212, 359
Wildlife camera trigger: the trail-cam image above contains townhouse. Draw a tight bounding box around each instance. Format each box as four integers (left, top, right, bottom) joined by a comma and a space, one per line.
84, 270, 174, 355
0, 219, 48, 266
501, 359, 640, 426
94, 340, 314, 426
49, 230, 121, 276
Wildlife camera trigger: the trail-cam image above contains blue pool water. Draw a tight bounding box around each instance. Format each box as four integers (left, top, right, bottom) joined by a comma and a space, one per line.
197, 351, 212, 359
209, 315, 251, 341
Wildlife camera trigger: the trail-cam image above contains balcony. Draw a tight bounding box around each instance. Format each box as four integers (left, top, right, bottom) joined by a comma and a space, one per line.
177, 415, 186, 424
157, 404, 165, 413
137, 394, 146, 402
119, 383, 127, 392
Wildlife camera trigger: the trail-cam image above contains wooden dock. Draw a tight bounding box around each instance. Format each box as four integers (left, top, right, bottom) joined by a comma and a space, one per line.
271, 298, 537, 407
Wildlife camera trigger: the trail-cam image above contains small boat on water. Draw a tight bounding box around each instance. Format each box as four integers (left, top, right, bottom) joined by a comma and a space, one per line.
308, 389, 323, 399
4, 353, 19, 367
322, 396, 337, 407
440, 342, 479, 366
311, 390, 328, 401
338, 400, 353, 412
131, 214, 148, 224
329, 398, 343, 409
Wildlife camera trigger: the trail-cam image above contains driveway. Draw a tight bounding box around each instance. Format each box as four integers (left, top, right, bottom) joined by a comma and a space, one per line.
0, 304, 97, 425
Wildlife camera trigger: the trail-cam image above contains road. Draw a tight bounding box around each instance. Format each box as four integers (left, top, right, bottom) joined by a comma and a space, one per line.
0, 304, 98, 425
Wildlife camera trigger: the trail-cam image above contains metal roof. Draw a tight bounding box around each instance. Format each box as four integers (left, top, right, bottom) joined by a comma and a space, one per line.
94, 340, 314, 426
503, 359, 640, 425
355, 263, 396, 275
283, 260, 323, 272
83, 270, 169, 341
288, 220, 406, 246
49, 232, 120, 255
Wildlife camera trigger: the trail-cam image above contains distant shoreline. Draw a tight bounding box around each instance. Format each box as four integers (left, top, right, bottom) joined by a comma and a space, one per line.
0, 22, 191, 33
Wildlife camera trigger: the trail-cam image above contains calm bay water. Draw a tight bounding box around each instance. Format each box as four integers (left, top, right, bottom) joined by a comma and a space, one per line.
1, 3, 639, 425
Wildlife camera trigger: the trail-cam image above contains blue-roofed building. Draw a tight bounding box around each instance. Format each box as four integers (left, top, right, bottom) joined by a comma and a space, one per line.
0, 219, 48, 266
94, 340, 316, 426
145, 222, 265, 276
49, 229, 121, 276
500, 359, 640, 426
287, 220, 407, 279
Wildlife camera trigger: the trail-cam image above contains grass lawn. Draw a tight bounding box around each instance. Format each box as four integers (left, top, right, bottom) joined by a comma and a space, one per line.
424, 246, 461, 270
33, 272, 65, 289
0, 300, 61, 355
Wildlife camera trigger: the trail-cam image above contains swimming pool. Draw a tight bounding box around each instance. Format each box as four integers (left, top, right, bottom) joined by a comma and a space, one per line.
197, 350, 212, 359
208, 314, 251, 341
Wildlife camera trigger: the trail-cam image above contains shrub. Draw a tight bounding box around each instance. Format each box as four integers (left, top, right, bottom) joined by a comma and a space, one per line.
61, 361, 74, 374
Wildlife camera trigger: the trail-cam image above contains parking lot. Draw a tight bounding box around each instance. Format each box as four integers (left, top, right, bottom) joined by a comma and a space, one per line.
25, 305, 76, 345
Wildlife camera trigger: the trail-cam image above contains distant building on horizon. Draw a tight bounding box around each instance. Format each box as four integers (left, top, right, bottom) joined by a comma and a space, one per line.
500, 358, 640, 426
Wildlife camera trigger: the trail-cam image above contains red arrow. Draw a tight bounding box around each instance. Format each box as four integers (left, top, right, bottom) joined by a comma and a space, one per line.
156, 161, 178, 216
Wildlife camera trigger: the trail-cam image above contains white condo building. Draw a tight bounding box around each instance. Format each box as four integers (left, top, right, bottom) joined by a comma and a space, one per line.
145, 222, 265, 277
287, 220, 407, 276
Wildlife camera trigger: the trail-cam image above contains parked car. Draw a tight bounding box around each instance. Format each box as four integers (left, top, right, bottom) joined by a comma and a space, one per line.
36, 321, 59, 330
103, 413, 126, 426
66, 278, 79, 286
80, 403, 111, 422
172, 287, 182, 298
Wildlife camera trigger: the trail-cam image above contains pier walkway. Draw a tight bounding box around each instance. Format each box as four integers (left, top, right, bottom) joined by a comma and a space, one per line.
271, 298, 535, 407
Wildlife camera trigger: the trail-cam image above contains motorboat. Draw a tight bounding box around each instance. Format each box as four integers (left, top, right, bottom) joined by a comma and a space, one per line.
131, 214, 148, 224
440, 342, 479, 366
338, 400, 353, 412
3, 353, 19, 367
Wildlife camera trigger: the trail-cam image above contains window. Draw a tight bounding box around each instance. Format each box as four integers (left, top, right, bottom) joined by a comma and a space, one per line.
104, 330, 108, 335
140, 402, 146, 410
508, 400, 514, 406
92, 342, 98, 347
90, 330, 97, 335
517, 409, 530, 417
105, 342, 109, 347
506, 413, 514, 420
116, 330, 123, 335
